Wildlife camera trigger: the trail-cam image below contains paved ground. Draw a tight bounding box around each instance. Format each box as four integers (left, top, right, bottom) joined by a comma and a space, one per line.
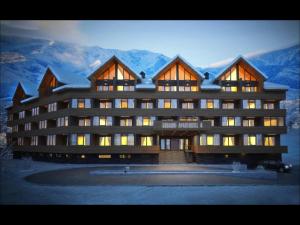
1, 159, 299, 204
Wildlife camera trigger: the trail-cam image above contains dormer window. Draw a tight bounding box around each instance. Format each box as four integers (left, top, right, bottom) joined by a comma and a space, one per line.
49, 76, 57, 88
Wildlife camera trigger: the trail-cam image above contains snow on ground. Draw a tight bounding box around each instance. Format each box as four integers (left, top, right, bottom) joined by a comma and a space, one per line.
0, 159, 299, 205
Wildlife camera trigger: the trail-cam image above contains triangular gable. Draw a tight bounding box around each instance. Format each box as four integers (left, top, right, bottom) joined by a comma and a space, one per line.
152, 55, 205, 81
87, 55, 141, 81
213, 55, 268, 82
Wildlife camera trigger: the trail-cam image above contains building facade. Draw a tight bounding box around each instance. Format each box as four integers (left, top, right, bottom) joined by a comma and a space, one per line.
6, 55, 288, 165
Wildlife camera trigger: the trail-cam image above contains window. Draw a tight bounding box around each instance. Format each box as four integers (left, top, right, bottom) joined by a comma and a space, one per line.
74, 134, 90, 146
32, 107, 39, 116
94, 116, 113, 126
222, 86, 238, 92
116, 85, 135, 91
222, 102, 234, 109
115, 99, 135, 108
25, 123, 31, 131
98, 64, 115, 80
99, 154, 112, 159
159, 85, 177, 92
199, 134, 220, 146
48, 102, 57, 112
120, 118, 132, 126
242, 86, 257, 92
243, 119, 255, 127
97, 85, 114, 91
141, 136, 153, 146
47, 135, 56, 146
31, 136, 38, 146
19, 111, 25, 119
223, 136, 235, 146
49, 77, 57, 88
243, 100, 261, 109
18, 137, 24, 146
244, 134, 262, 146
71, 99, 91, 108
264, 136, 275, 146
182, 102, 194, 109
57, 117, 68, 127
264, 117, 284, 126
99, 136, 111, 146
263, 103, 275, 109
117, 64, 134, 80
158, 99, 177, 109
222, 117, 240, 126
248, 135, 257, 146
78, 118, 91, 126
141, 102, 153, 109
114, 134, 134, 146
200, 99, 219, 109
39, 120, 47, 129
99, 100, 112, 109
136, 116, 155, 126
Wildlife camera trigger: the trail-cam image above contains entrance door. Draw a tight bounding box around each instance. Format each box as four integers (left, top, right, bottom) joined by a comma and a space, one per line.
160, 138, 190, 150
179, 138, 190, 150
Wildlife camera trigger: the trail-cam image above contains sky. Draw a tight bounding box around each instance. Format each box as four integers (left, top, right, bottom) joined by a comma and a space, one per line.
1, 20, 299, 67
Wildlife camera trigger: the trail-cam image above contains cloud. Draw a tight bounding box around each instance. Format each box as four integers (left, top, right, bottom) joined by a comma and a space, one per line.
1, 20, 85, 44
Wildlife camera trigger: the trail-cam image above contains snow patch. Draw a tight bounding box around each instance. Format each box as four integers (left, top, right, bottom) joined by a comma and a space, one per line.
89, 59, 101, 68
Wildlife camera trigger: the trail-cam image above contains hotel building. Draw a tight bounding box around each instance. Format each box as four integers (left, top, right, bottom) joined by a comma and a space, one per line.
6, 55, 288, 164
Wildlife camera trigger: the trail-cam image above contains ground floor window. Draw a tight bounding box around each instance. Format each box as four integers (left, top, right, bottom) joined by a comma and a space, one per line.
223, 136, 235, 146
99, 136, 111, 146
71, 134, 90, 146
18, 137, 24, 146
199, 134, 220, 146
47, 135, 56, 146
31, 136, 38, 146
141, 136, 153, 146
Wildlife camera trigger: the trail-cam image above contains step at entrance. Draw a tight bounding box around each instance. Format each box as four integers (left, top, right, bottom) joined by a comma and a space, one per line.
159, 151, 187, 164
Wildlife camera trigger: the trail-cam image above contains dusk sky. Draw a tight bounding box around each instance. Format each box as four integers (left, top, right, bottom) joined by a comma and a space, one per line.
1, 20, 299, 67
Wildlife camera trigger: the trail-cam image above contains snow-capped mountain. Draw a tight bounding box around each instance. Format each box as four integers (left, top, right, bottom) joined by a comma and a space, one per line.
0, 35, 299, 132
0, 35, 170, 98
201, 44, 300, 89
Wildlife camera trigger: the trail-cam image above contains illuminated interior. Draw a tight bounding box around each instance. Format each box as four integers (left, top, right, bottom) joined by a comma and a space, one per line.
99, 136, 111, 146
141, 136, 153, 146
228, 117, 235, 126
121, 100, 128, 108
223, 136, 235, 146
77, 135, 85, 145
117, 64, 135, 80
143, 117, 151, 126
264, 136, 275, 146
207, 100, 214, 109
164, 100, 171, 109
207, 135, 214, 145
121, 135, 128, 145
98, 64, 115, 80
78, 99, 85, 109
264, 118, 278, 126
49, 76, 57, 88
248, 100, 256, 109
248, 135, 256, 145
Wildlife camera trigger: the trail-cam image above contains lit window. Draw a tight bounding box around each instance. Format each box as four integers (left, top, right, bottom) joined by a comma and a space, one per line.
99, 154, 111, 159
164, 100, 171, 109
117, 85, 124, 91
121, 135, 128, 145
228, 118, 235, 126
248, 135, 256, 146
141, 136, 153, 146
78, 99, 85, 108
223, 136, 235, 146
121, 99, 128, 108
77, 135, 85, 145
120, 118, 132, 126
207, 100, 214, 109
143, 117, 150, 126
248, 100, 256, 109
99, 136, 111, 146
264, 103, 275, 109
264, 136, 275, 146
207, 135, 214, 146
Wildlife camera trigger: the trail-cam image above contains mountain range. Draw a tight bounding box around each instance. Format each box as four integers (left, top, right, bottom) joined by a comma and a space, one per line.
0, 35, 299, 131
